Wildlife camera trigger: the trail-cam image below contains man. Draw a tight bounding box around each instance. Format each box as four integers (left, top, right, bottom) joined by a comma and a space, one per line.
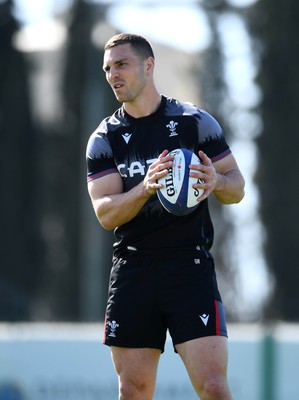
86, 33, 245, 400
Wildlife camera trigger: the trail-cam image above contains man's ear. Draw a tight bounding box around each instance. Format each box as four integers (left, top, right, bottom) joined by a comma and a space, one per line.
145, 57, 155, 73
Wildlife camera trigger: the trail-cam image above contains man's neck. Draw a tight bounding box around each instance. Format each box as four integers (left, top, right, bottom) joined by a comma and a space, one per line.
123, 92, 162, 119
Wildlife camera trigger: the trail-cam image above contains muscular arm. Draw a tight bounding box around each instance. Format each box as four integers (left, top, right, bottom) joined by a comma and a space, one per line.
213, 157, 245, 204
87, 150, 173, 230
190, 151, 245, 205
88, 175, 151, 230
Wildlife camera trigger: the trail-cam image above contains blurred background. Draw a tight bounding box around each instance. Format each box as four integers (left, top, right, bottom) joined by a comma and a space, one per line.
1, 0, 299, 398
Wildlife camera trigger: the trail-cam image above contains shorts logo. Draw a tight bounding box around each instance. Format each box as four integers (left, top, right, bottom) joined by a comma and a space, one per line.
199, 314, 209, 326
108, 320, 119, 337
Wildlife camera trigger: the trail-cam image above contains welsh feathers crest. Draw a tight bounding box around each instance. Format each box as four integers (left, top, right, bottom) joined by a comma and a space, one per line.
166, 120, 178, 137
108, 320, 119, 337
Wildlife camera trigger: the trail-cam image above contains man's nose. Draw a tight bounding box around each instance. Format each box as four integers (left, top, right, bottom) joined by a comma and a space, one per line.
109, 67, 119, 81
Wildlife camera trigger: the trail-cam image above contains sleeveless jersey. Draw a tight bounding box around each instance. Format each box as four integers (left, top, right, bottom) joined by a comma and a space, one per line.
86, 96, 231, 258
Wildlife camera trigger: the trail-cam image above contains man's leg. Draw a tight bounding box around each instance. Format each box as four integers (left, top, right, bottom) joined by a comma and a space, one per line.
111, 346, 161, 400
176, 336, 232, 400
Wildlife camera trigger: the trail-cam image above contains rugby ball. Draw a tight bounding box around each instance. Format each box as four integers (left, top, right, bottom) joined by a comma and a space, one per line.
157, 148, 204, 216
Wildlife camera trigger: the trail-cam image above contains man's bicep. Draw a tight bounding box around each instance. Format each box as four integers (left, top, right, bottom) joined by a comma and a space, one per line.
88, 173, 123, 201
213, 153, 241, 175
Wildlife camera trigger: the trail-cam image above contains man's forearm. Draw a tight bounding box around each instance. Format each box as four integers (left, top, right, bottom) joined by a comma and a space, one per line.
93, 182, 152, 230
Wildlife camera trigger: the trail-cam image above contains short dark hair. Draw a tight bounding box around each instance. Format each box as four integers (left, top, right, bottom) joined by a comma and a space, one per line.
104, 33, 155, 60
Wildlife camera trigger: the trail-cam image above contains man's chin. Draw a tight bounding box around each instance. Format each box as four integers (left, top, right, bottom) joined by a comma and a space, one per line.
114, 94, 126, 103
114, 92, 132, 103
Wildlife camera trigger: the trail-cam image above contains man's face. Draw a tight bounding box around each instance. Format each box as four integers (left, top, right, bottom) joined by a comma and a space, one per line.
103, 43, 147, 103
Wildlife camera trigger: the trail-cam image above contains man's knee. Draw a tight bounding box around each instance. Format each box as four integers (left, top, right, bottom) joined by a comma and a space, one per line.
111, 347, 160, 399
198, 375, 231, 400
119, 378, 153, 400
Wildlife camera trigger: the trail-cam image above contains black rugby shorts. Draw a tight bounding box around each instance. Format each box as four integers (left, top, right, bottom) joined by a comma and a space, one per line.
103, 249, 227, 352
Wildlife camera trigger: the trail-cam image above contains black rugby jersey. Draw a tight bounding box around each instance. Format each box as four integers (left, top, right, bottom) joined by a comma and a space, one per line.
86, 96, 231, 257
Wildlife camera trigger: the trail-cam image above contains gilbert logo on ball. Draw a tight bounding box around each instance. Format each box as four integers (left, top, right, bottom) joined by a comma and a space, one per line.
157, 148, 204, 216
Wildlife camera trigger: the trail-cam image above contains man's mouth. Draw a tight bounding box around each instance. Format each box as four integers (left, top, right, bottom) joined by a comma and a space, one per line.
113, 82, 124, 90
